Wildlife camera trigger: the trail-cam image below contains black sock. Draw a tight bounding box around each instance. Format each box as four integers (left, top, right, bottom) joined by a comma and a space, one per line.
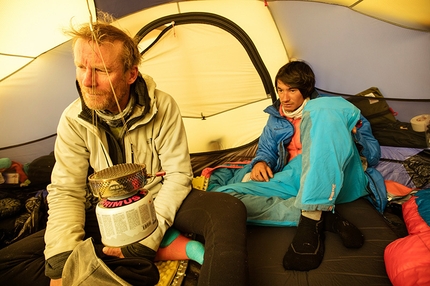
283, 214, 325, 271
324, 211, 364, 248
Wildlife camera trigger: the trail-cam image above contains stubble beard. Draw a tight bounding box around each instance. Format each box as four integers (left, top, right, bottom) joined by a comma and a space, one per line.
82, 89, 116, 111
80, 80, 128, 113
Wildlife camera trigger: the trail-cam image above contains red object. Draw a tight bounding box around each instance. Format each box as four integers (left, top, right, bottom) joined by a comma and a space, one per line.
4, 161, 28, 183
155, 232, 191, 262
384, 196, 430, 286
389, 107, 398, 117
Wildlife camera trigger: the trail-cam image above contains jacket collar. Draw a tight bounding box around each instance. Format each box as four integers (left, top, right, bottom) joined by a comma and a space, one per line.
264, 89, 319, 118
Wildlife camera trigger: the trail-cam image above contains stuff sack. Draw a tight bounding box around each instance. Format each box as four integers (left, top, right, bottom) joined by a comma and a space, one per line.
27, 152, 55, 186
347, 87, 397, 126
403, 149, 430, 188
347, 87, 427, 148
371, 120, 427, 148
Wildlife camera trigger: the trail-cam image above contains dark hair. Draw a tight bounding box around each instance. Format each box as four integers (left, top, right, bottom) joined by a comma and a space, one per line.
66, 12, 141, 71
275, 61, 315, 99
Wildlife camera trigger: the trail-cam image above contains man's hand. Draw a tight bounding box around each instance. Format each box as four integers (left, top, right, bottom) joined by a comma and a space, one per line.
48, 248, 124, 285
50, 279, 62, 286
102, 247, 125, 258
250, 161, 273, 182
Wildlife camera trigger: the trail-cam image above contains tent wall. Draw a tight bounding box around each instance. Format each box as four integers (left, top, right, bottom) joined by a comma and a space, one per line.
0, 42, 76, 162
1, 0, 289, 162
123, 2, 288, 153
269, 1, 430, 122
0, 136, 56, 166
0, 41, 76, 141
1, 0, 429, 164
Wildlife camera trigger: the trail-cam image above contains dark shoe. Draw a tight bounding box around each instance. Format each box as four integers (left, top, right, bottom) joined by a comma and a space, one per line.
324, 211, 364, 248
283, 215, 325, 271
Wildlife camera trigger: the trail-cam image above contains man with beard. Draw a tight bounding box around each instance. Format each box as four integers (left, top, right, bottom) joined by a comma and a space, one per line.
0, 16, 248, 286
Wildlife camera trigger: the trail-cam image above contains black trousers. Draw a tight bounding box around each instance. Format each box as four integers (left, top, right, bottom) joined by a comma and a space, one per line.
0, 189, 249, 286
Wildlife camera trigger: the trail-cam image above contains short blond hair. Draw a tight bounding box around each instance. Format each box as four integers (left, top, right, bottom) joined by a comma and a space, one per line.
66, 12, 141, 71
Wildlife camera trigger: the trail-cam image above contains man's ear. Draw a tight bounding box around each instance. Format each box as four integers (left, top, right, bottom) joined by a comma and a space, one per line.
127, 66, 139, 84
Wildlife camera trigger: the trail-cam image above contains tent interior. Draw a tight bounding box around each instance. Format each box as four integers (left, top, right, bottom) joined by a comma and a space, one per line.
1, 1, 430, 286
1, 0, 429, 163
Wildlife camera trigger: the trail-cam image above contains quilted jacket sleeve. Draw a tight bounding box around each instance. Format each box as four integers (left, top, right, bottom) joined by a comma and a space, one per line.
384, 191, 430, 286
354, 116, 381, 167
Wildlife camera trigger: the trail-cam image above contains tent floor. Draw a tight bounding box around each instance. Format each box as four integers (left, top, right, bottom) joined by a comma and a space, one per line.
183, 198, 404, 286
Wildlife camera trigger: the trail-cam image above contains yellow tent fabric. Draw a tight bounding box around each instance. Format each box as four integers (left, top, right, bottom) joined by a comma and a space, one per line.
0, 0, 429, 163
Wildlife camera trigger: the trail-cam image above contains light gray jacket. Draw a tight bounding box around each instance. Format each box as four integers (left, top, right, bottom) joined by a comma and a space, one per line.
45, 74, 193, 263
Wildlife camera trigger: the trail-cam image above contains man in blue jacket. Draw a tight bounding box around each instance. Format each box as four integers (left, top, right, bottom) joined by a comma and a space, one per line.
211, 61, 385, 271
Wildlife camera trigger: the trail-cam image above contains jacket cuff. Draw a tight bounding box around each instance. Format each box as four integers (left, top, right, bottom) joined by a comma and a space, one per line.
45, 251, 72, 279
121, 242, 157, 260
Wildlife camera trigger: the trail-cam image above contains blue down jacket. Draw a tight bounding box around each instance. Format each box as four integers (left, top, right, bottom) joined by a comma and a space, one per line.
251, 96, 387, 213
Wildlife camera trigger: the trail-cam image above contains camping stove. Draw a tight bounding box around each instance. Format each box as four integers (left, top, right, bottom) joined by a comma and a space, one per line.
88, 163, 159, 247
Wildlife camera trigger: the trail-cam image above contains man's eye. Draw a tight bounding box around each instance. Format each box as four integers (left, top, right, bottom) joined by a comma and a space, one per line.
95, 68, 108, 74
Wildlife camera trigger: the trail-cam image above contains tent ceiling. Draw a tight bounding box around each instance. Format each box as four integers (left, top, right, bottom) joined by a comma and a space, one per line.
0, 1, 96, 81
94, 0, 430, 32
94, 1, 430, 32
1, 0, 429, 159
305, 0, 430, 31
1, 0, 429, 82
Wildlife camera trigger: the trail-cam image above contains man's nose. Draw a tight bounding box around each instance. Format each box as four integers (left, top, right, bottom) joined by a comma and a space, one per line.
82, 69, 95, 87
279, 91, 289, 101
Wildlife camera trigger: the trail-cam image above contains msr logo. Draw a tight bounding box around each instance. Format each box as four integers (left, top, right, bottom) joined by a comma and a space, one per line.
108, 181, 125, 192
